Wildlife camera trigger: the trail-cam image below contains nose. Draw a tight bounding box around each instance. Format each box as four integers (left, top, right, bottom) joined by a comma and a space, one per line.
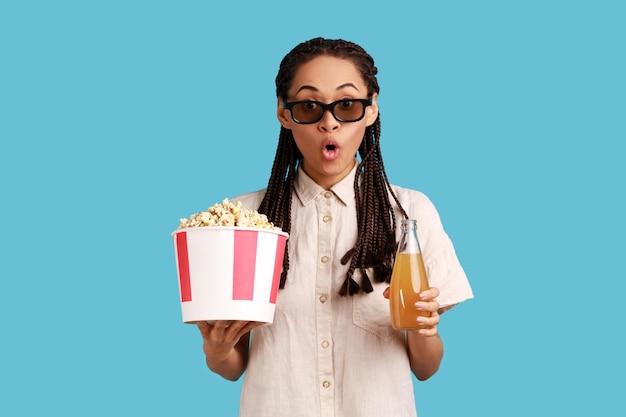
319, 108, 340, 132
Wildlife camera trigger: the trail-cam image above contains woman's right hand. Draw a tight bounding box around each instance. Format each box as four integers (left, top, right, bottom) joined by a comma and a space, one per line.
196, 320, 264, 380
197, 320, 261, 361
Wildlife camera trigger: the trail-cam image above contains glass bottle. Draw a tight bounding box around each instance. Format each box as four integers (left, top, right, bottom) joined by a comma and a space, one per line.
389, 219, 430, 330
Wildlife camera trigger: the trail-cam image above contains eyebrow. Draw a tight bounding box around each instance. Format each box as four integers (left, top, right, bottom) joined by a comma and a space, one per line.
295, 82, 361, 95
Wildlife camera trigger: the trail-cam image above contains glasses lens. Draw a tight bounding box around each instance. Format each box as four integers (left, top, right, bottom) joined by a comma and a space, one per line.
333, 100, 365, 122
287, 99, 369, 124
292, 102, 323, 123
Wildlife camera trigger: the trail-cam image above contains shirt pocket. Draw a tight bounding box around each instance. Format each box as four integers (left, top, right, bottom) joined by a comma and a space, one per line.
351, 271, 395, 341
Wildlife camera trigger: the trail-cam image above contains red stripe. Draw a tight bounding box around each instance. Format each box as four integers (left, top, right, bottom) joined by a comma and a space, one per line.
269, 235, 286, 303
232, 230, 258, 300
176, 232, 192, 302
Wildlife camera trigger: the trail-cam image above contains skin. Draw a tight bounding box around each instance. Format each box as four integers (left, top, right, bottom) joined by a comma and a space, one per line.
276, 56, 379, 189
197, 320, 263, 381
383, 287, 445, 380
198, 55, 445, 382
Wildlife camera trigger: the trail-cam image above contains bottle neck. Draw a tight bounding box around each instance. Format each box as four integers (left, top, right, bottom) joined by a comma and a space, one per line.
401, 219, 418, 230
399, 219, 421, 254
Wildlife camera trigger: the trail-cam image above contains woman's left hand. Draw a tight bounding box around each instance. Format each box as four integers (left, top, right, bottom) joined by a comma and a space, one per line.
383, 286, 441, 336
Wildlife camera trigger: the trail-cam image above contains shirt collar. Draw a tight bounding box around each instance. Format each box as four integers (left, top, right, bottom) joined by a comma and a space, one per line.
294, 161, 359, 206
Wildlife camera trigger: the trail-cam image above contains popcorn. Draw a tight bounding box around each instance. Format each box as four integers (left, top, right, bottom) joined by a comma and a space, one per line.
178, 198, 279, 230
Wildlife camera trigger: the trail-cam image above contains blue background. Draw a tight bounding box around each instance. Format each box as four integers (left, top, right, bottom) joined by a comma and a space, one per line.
1, 1, 624, 416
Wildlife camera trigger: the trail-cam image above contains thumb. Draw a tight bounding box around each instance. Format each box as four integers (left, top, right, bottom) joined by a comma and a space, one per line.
382, 286, 390, 299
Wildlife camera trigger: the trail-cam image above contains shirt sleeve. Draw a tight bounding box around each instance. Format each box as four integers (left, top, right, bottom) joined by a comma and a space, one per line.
395, 187, 474, 308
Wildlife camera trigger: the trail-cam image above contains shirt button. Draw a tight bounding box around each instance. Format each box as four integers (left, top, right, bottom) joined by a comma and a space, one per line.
321, 256, 329, 264
324, 191, 332, 198
322, 215, 330, 223
321, 340, 330, 348
319, 295, 328, 303
322, 381, 331, 389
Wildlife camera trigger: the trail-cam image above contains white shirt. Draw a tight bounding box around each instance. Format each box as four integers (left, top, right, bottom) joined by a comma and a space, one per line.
233, 164, 473, 417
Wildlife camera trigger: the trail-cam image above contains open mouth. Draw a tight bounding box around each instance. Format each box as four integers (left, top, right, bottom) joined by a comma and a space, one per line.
322, 141, 339, 160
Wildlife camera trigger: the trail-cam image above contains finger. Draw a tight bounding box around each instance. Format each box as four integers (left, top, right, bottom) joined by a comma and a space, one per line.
417, 326, 439, 337
232, 321, 266, 339
415, 300, 440, 314
213, 320, 233, 330
419, 287, 440, 300
417, 311, 440, 327
197, 320, 214, 331
243, 321, 266, 333
197, 321, 215, 338
414, 316, 439, 335
226, 320, 252, 335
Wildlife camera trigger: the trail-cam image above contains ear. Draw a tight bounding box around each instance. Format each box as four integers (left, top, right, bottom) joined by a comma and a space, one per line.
277, 98, 292, 129
365, 93, 379, 127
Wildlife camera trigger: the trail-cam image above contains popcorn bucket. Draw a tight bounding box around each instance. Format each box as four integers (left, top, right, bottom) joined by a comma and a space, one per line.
172, 227, 288, 324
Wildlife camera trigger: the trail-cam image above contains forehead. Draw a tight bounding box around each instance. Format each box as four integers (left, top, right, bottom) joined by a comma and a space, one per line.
290, 55, 366, 93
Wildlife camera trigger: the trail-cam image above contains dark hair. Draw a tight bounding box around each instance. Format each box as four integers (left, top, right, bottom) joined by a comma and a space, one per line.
259, 37, 407, 296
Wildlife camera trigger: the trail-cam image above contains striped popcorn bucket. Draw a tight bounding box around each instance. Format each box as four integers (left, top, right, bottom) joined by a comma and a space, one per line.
172, 227, 288, 324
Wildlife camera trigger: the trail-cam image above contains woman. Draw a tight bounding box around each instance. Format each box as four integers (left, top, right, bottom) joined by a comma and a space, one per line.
197, 37, 473, 417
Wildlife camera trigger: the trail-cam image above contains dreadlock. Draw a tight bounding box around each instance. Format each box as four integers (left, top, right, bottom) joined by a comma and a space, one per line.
258, 37, 408, 295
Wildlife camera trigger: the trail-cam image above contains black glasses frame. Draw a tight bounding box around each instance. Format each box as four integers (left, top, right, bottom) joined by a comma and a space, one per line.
282, 98, 373, 124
